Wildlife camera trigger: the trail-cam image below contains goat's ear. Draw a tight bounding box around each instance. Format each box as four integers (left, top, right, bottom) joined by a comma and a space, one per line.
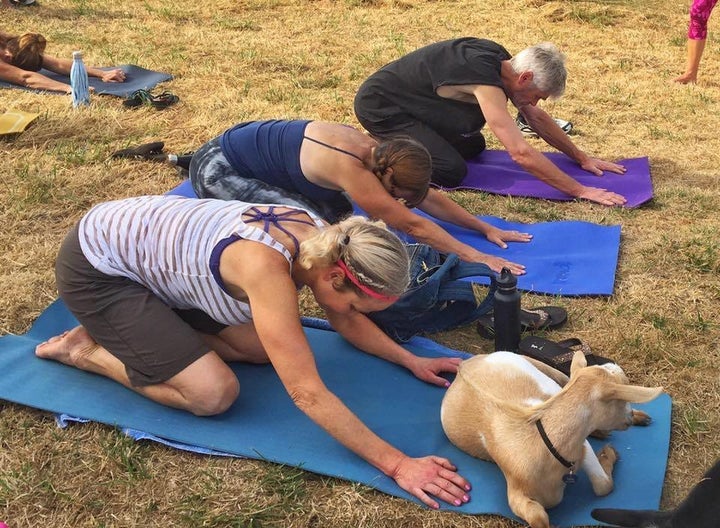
569, 350, 587, 377
603, 384, 664, 403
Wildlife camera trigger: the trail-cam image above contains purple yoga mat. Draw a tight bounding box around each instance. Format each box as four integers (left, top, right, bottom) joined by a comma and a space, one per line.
449, 151, 653, 208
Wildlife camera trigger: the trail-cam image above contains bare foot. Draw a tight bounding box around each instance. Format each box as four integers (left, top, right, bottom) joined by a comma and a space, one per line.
673, 73, 697, 84
35, 326, 98, 367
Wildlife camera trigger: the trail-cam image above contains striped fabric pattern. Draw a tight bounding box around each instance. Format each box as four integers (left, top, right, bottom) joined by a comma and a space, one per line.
78, 195, 324, 325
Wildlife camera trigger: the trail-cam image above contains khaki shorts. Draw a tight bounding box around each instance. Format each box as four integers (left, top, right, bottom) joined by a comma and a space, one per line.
55, 224, 220, 387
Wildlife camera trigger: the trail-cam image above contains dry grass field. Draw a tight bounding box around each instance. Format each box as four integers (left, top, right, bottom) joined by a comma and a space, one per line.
1, 0, 719, 526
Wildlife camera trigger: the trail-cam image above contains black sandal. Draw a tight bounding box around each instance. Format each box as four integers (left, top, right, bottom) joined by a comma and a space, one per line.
111, 141, 166, 161
476, 305, 568, 339
518, 336, 613, 376
150, 90, 180, 109
123, 89, 179, 110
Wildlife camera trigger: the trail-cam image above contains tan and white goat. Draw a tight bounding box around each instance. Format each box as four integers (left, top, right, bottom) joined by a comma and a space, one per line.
441, 351, 663, 528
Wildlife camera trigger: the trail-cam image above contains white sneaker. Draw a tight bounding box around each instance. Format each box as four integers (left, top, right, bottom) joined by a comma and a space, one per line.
516, 114, 538, 137
516, 114, 573, 137
553, 117, 573, 134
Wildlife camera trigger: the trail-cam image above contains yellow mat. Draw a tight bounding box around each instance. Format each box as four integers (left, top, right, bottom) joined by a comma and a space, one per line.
0, 109, 40, 135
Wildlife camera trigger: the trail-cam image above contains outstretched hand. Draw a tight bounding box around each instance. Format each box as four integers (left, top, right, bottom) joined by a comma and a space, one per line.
101, 68, 126, 83
485, 226, 533, 249
392, 455, 471, 509
578, 186, 627, 206
409, 356, 462, 387
470, 251, 525, 275
580, 157, 627, 176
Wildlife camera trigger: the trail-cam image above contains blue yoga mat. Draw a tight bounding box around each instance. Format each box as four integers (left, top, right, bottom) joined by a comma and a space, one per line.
0, 300, 670, 526
168, 180, 621, 296
410, 208, 622, 297
453, 151, 653, 209
0, 64, 173, 98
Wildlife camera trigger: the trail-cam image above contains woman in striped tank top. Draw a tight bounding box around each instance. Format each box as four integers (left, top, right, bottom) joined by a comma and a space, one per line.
35, 195, 471, 510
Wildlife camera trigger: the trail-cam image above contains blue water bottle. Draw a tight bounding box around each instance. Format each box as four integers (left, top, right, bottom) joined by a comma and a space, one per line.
70, 51, 90, 107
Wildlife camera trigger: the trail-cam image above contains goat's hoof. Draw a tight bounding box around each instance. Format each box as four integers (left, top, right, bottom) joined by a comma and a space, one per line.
632, 409, 652, 426
598, 444, 619, 464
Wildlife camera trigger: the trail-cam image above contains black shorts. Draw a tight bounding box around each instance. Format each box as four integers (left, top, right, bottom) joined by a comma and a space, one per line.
54, 224, 223, 387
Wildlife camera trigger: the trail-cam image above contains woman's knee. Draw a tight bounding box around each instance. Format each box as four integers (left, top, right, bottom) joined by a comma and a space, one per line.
188, 373, 240, 416
175, 354, 241, 416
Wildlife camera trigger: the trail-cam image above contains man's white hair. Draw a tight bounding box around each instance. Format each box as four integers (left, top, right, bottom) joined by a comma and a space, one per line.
510, 42, 567, 98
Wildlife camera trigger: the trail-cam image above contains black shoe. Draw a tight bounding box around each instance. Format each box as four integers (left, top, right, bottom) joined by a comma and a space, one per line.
111, 141, 166, 161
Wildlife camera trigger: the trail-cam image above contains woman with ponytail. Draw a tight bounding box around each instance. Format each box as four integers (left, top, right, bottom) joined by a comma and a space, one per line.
36, 195, 472, 510
119, 119, 530, 274
0, 30, 125, 92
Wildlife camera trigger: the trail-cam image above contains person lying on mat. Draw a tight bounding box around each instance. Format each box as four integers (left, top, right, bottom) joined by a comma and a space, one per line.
35, 196, 472, 509
0, 31, 126, 93
119, 119, 530, 274
354, 38, 628, 206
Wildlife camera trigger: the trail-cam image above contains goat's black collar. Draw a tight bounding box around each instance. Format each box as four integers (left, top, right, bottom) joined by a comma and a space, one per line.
535, 419, 575, 470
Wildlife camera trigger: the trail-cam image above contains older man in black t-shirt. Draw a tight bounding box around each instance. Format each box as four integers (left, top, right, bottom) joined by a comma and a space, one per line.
354, 38, 627, 206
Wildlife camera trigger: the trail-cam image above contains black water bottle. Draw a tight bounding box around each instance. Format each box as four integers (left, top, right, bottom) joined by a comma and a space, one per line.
493, 267, 521, 352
